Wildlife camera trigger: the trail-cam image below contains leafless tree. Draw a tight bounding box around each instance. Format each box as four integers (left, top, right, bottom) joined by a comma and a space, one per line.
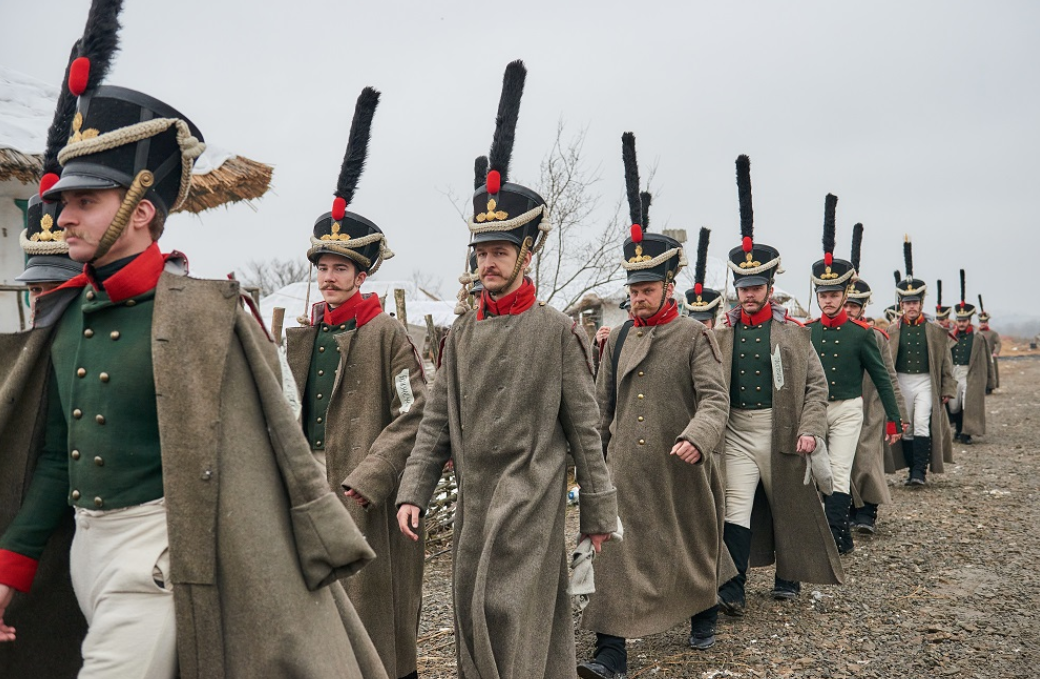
238, 257, 311, 297
410, 269, 445, 300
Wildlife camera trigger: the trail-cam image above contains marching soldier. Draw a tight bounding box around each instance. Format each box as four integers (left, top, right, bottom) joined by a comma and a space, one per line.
0, 4, 386, 677
285, 88, 426, 679
977, 295, 1001, 393
576, 135, 729, 679
395, 61, 617, 679
715, 155, 840, 615
807, 201, 902, 554
887, 238, 956, 486
946, 271, 995, 444
684, 227, 724, 329
935, 280, 952, 330
843, 224, 908, 535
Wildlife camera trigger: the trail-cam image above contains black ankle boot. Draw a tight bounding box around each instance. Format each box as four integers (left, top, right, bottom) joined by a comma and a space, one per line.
772, 576, 801, 600
852, 502, 878, 534
689, 606, 718, 650
825, 492, 854, 554
718, 523, 752, 616
901, 439, 915, 485
910, 436, 931, 485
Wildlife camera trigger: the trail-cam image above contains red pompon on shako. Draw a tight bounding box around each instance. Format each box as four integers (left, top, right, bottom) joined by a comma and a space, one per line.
694, 283, 703, 296
486, 170, 501, 195
631, 224, 643, 243
331, 196, 346, 221
742, 236, 753, 253
824, 252, 833, 266
69, 57, 90, 96
39, 172, 60, 198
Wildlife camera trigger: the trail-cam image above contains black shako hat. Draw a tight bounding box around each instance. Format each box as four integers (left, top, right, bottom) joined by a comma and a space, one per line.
978, 295, 991, 323
619, 132, 684, 285
895, 236, 927, 302
684, 226, 721, 321
935, 279, 951, 320
727, 155, 781, 288
468, 60, 548, 253
43, 0, 205, 219
954, 269, 976, 319
845, 223, 872, 306
810, 194, 855, 293
307, 87, 392, 274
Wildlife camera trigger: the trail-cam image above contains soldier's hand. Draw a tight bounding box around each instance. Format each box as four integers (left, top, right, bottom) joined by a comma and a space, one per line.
595, 326, 611, 346
583, 533, 612, 554
0, 584, 16, 642
670, 440, 702, 464
885, 432, 902, 445
795, 435, 817, 455
942, 396, 952, 404
397, 504, 422, 542
345, 488, 370, 508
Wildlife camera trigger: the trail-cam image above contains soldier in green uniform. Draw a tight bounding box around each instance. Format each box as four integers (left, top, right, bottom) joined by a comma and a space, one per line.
977, 296, 1001, 392
285, 87, 427, 679
715, 155, 840, 615
0, 5, 387, 678
947, 271, 995, 444
843, 224, 908, 536
806, 198, 902, 554
684, 227, 724, 329
889, 238, 956, 486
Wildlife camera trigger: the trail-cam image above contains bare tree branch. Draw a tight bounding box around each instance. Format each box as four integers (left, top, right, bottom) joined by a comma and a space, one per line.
238, 257, 311, 297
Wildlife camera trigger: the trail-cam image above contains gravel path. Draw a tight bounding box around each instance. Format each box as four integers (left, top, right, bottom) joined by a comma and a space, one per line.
414, 356, 1039, 678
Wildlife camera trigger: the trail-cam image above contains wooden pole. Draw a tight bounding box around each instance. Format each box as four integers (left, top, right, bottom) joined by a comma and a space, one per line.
424, 314, 437, 363
394, 289, 408, 327
271, 307, 286, 345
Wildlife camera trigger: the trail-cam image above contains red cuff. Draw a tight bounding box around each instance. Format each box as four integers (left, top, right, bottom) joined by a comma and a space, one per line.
0, 549, 39, 593
886, 421, 899, 436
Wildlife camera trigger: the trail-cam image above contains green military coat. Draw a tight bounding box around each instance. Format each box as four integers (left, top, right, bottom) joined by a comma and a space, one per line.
0, 272, 387, 679
715, 304, 843, 585
952, 329, 996, 436
287, 310, 427, 679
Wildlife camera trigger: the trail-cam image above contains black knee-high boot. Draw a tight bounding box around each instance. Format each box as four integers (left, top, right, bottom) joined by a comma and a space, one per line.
717, 522, 752, 616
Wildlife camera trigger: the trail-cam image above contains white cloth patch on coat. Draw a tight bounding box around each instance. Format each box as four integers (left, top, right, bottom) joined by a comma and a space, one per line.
804, 435, 834, 495
568, 517, 625, 611
771, 344, 785, 390
395, 368, 415, 413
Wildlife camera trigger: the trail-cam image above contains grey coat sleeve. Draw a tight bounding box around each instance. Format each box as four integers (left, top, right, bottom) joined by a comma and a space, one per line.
343, 325, 429, 509
594, 330, 617, 457
876, 329, 909, 424
798, 338, 829, 439
561, 323, 618, 536
396, 339, 454, 513
677, 329, 730, 459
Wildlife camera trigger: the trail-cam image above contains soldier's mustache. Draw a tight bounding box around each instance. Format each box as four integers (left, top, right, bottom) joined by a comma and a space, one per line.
63, 229, 97, 245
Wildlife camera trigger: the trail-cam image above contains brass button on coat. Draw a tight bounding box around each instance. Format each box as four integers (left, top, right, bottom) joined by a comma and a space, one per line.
316, 417, 323, 424
638, 371, 644, 377
84, 329, 94, 338
637, 416, 644, 422
637, 394, 644, 399
94, 497, 103, 508
316, 393, 323, 400
636, 331, 644, 337
318, 370, 324, 376
71, 490, 81, 500
71, 450, 81, 460
318, 346, 325, 353
73, 409, 83, 419
99, 372, 110, 383
638, 439, 645, 445
110, 331, 120, 340
86, 291, 95, 301
94, 456, 104, 466
125, 299, 136, 307
77, 368, 86, 378
95, 414, 106, 425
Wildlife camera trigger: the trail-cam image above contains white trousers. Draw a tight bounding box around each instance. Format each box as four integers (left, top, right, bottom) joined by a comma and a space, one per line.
70, 499, 178, 679
724, 408, 774, 529
825, 397, 864, 495
897, 373, 933, 438
948, 365, 970, 414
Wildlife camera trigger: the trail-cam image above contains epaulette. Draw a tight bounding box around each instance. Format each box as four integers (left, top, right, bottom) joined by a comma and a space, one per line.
872, 326, 890, 340
783, 313, 806, 327
806, 317, 820, 325
851, 318, 873, 331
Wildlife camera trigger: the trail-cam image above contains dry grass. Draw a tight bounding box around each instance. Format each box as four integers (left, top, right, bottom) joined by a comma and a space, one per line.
0, 148, 43, 185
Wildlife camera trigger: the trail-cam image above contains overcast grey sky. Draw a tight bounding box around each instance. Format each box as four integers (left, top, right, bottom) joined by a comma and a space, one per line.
3, 1, 1037, 318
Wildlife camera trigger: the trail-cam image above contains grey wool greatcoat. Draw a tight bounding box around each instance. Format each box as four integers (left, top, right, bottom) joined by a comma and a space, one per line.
885, 320, 958, 474
397, 302, 618, 679
979, 328, 1001, 388
0, 272, 388, 679
715, 304, 843, 585
851, 327, 909, 508
955, 331, 996, 437
286, 309, 427, 679
580, 316, 731, 638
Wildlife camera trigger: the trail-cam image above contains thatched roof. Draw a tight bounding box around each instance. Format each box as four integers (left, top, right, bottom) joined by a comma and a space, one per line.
0, 148, 42, 185
177, 154, 273, 214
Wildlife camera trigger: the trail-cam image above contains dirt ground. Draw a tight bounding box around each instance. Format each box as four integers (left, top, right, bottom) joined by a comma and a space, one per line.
414, 356, 1039, 678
